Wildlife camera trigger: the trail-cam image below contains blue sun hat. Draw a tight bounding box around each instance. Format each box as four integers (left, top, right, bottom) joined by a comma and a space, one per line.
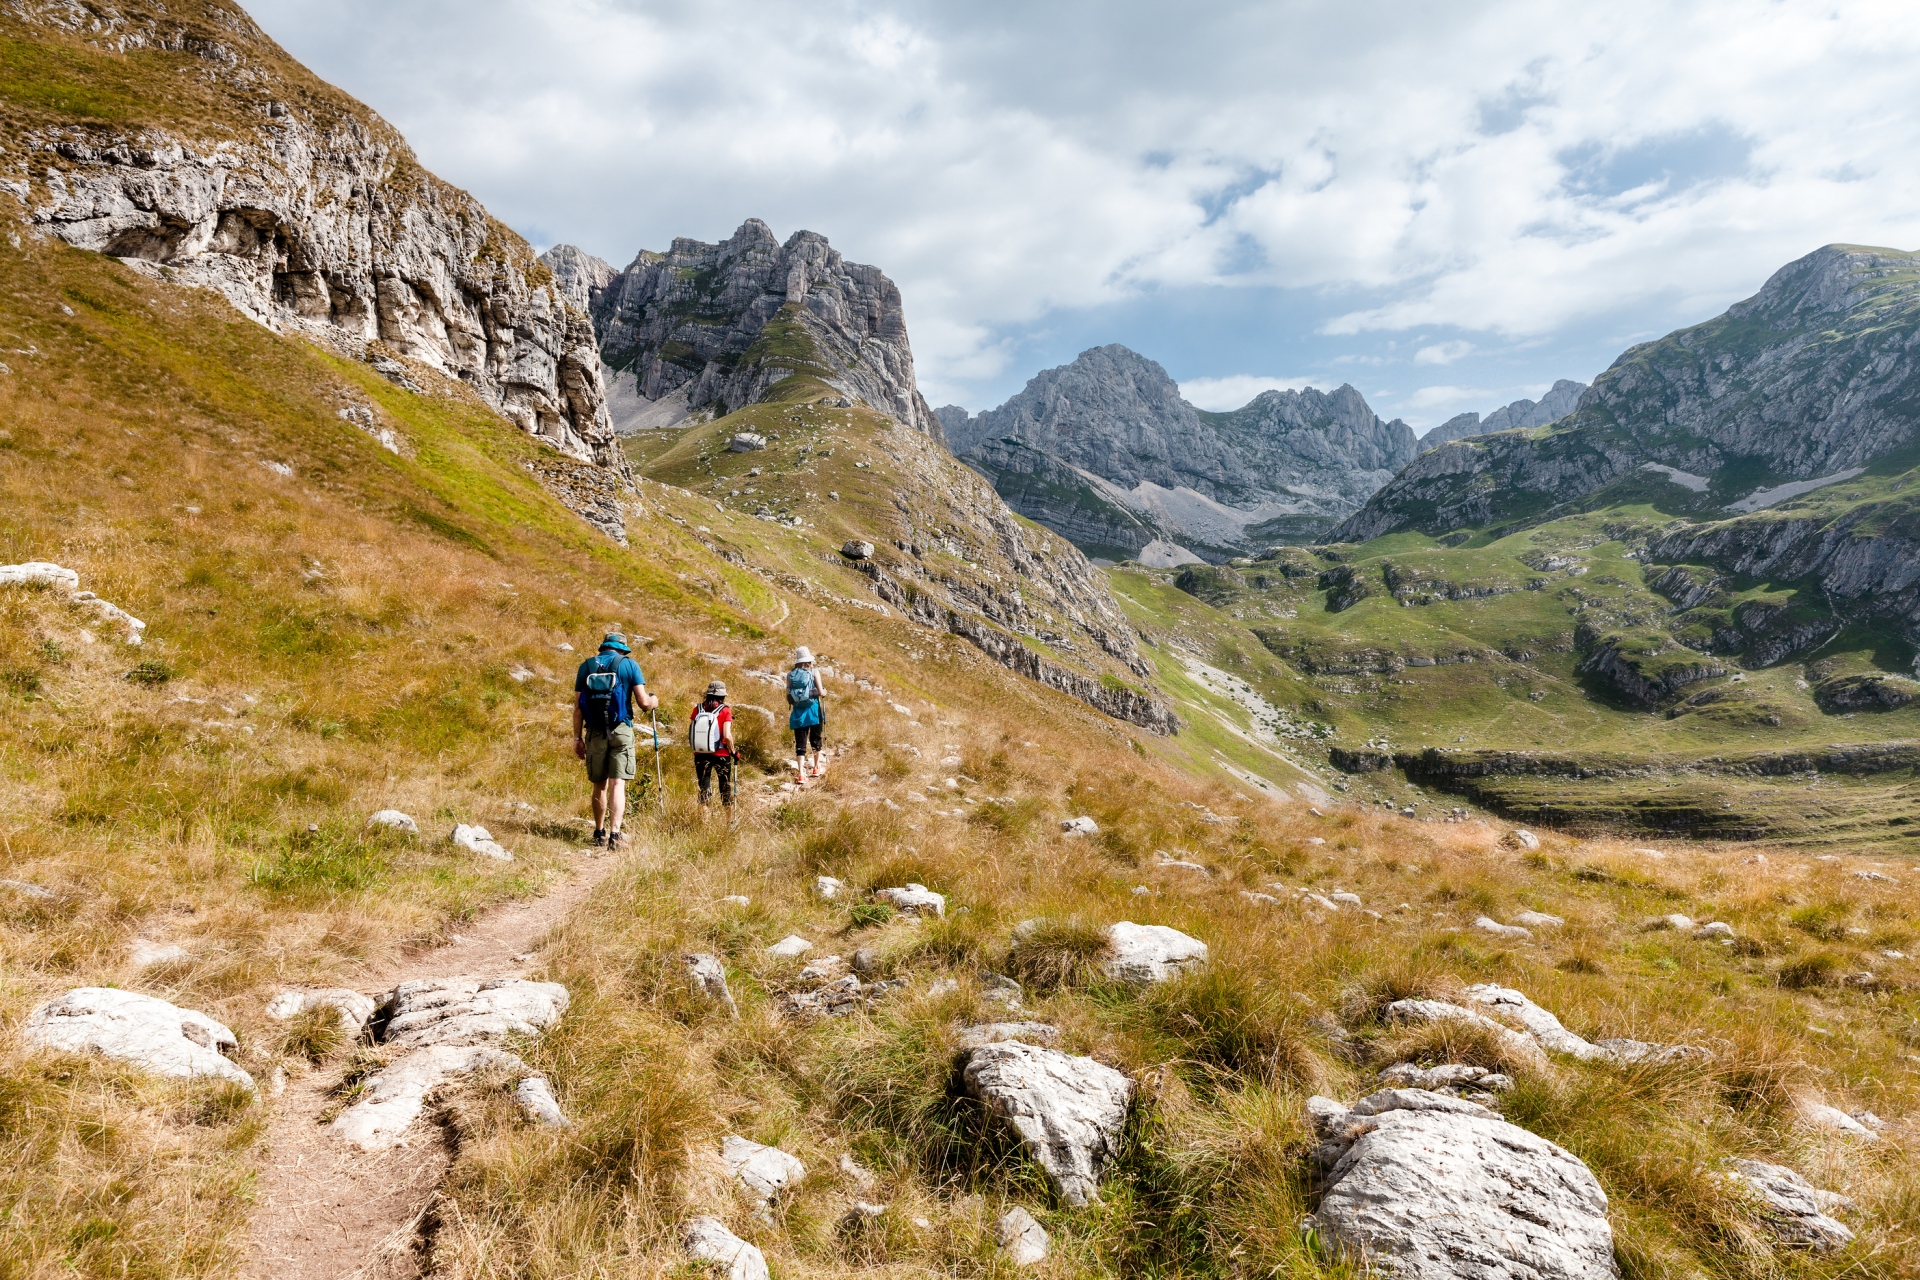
600, 632, 631, 653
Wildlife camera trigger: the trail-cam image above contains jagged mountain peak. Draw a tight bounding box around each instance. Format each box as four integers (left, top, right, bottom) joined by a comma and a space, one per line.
1728, 241, 1920, 323
1419, 379, 1588, 452
578, 218, 940, 439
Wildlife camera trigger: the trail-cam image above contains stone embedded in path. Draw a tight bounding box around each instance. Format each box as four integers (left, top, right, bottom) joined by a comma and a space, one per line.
997, 1206, 1051, 1265
1472, 916, 1532, 940
1103, 921, 1208, 984
767, 935, 813, 958
961, 1040, 1132, 1207
450, 823, 513, 860
367, 809, 418, 834
723, 1135, 806, 1203
1723, 1159, 1853, 1252
873, 883, 945, 916
1384, 998, 1548, 1068
1060, 816, 1098, 836
685, 953, 739, 1018
382, 977, 570, 1050
1308, 1089, 1619, 1279
24, 987, 255, 1090
265, 987, 378, 1037
326, 1046, 545, 1147
683, 1216, 769, 1280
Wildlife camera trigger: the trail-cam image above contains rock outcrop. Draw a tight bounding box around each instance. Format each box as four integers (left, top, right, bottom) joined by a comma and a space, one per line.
562, 219, 942, 440
961, 1040, 1133, 1207
1419, 380, 1587, 452
948, 345, 1416, 559
24, 987, 255, 1090
1308, 1088, 1619, 1279
1337, 244, 1920, 542
5, 0, 623, 473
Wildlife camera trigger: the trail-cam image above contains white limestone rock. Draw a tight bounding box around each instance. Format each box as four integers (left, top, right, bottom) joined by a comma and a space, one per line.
1797, 1098, 1882, 1142
997, 1206, 1051, 1265
514, 1074, 570, 1127
1722, 1158, 1853, 1251
1642, 913, 1695, 932
1309, 1090, 1619, 1279
1506, 829, 1542, 851
264, 987, 377, 1037
1512, 910, 1565, 928
367, 809, 418, 834
1383, 998, 1548, 1068
797, 954, 851, 983
814, 875, 846, 900
381, 977, 570, 1051
1060, 816, 1098, 836
331, 1043, 524, 1149
1694, 921, 1736, 939
685, 952, 739, 1018
723, 1135, 806, 1203
729, 433, 767, 453
1464, 983, 1599, 1059
682, 1216, 769, 1280
450, 823, 513, 860
961, 1040, 1132, 1207
0, 878, 56, 900
24, 987, 254, 1090
1473, 916, 1532, 940
766, 935, 813, 958
0, 561, 79, 589
1103, 921, 1208, 984
129, 938, 190, 968
840, 540, 874, 560
873, 883, 945, 917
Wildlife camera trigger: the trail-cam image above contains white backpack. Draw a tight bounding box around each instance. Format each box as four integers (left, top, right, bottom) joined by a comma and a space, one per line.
690, 706, 725, 753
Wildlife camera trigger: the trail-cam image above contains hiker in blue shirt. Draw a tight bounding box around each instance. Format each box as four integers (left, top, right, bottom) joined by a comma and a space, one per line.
572, 632, 656, 850
787, 645, 828, 784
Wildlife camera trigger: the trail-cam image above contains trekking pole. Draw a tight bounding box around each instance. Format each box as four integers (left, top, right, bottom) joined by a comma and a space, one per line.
651, 705, 664, 814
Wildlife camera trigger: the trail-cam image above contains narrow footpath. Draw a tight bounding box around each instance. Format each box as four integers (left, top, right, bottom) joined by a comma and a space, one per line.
243, 847, 623, 1280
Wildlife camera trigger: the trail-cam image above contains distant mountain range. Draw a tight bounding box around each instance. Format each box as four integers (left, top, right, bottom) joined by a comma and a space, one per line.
939, 345, 1419, 562
1419, 380, 1588, 451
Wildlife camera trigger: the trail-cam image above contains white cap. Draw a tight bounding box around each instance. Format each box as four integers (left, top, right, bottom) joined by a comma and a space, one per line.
792, 646, 814, 664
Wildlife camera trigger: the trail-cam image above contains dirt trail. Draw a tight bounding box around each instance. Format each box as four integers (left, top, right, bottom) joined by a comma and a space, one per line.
243, 847, 623, 1280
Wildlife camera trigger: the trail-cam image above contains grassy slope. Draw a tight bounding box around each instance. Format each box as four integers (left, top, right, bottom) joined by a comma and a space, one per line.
1106, 502, 1920, 849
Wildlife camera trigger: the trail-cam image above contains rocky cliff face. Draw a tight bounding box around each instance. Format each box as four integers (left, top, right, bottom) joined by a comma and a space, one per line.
542, 244, 615, 317
1419, 379, 1587, 452
951, 344, 1416, 560
1338, 245, 1920, 541
1, 0, 623, 473
571, 219, 942, 442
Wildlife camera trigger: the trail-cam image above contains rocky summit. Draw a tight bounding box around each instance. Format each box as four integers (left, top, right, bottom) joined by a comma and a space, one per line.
548, 220, 942, 441
945, 344, 1416, 561
1419, 379, 1588, 452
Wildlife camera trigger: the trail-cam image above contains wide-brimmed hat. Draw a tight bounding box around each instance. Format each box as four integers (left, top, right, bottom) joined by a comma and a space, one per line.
599, 632, 631, 653
791, 646, 814, 664
704, 680, 728, 697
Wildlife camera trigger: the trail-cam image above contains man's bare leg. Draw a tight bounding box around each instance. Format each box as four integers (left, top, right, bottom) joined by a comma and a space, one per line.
607, 779, 626, 836
591, 782, 607, 830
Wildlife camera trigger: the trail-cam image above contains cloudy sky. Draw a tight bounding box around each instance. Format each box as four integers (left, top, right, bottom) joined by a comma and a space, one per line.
247, 0, 1920, 428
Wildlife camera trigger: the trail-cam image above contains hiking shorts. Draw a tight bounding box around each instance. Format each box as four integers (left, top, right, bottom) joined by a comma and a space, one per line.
585, 724, 636, 784
695, 753, 734, 806
794, 723, 822, 754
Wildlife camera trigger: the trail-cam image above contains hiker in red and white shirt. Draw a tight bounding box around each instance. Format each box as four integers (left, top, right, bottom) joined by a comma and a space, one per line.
688, 679, 736, 821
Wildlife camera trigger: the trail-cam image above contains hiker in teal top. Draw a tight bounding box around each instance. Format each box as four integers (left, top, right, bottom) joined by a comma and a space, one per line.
787, 645, 827, 784
572, 632, 656, 850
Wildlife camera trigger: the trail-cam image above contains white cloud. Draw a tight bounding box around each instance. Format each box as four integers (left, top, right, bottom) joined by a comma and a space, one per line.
243, 0, 1920, 405
1177, 374, 1309, 411
1414, 340, 1476, 366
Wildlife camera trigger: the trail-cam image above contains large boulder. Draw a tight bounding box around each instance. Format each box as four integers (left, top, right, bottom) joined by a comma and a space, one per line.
961, 1040, 1133, 1207
24, 987, 255, 1090
1103, 921, 1208, 984
1309, 1089, 1619, 1279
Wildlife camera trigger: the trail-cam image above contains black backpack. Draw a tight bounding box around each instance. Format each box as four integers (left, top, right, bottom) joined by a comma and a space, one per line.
581, 655, 624, 733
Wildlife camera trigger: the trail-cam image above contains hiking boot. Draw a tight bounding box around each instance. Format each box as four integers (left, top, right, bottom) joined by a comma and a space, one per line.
591, 828, 607, 848
608, 831, 627, 851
